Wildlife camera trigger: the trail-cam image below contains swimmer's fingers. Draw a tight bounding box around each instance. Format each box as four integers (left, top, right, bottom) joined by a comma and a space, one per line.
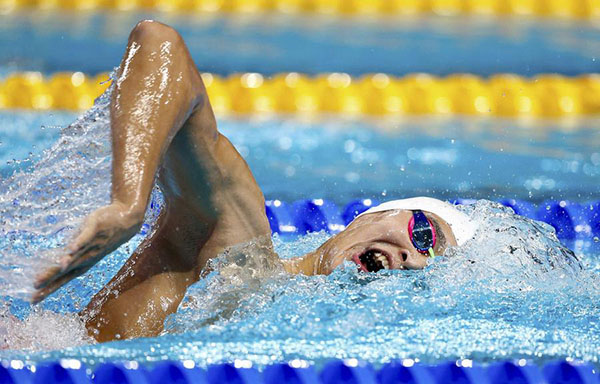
32, 265, 66, 304
62, 203, 140, 266
32, 264, 91, 304
33, 265, 62, 291
66, 219, 100, 256
32, 242, 105, 301
34, 239, 108, 293
32, 203, 141, 303
33, 234, 124, 303
32, 235, 98, 291
60, 236, 105, 273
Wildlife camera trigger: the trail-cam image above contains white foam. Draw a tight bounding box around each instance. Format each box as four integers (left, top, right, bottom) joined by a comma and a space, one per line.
2, 308, 94, 351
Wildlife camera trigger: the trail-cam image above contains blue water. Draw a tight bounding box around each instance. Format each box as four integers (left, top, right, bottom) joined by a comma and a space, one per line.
0, 91, 599, 367
0, 12, 599, 77
2, 112, 600, 204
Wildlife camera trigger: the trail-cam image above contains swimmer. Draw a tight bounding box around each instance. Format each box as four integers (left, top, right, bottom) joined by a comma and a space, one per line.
32, 21, 476, 342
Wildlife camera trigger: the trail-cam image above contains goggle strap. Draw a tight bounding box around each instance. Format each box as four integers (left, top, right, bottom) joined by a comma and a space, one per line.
428, 247, 435, 259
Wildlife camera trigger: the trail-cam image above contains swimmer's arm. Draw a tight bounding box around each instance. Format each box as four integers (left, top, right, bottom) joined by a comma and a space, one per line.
78, 21, 272, 340
35, 21, 272, 341
33, 21, 206, 303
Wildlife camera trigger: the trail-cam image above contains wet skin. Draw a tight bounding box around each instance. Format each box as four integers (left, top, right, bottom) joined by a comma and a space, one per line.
32, 21, 456, 342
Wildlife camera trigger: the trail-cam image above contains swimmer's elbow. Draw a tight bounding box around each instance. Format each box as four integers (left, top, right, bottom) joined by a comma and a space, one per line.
129, 20, 183, 47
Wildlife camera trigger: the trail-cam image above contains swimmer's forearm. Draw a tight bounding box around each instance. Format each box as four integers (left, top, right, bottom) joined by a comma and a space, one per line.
109, 21, 203, 217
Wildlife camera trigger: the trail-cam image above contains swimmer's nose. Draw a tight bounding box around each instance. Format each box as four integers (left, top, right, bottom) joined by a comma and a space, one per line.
397, 248, 428, 270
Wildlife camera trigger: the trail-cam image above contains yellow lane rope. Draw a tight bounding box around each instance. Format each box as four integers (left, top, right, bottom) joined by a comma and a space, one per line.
1, 0, 599, 19
1, 71, 599, 117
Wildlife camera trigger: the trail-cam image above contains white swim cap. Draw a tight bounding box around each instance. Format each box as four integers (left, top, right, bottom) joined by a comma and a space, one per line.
354, 197, 478, 246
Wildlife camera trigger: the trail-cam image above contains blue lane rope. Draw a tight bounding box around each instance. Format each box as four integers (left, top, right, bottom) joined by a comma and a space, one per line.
265, 198, 600, 241
0, 359, 597, 384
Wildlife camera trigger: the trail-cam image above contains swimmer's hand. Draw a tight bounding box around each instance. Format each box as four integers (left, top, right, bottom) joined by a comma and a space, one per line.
32, 203, 143, 304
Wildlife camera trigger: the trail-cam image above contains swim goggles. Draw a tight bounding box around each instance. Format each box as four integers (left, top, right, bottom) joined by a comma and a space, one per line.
408, 210, 436, 258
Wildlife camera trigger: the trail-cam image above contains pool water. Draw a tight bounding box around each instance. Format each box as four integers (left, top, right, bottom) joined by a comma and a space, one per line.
1, 12, 599, 77
2, 112, 600, 204
0, 90, 599, 367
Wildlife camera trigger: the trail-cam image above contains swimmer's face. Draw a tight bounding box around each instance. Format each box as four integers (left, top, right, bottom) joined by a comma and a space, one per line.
314, 209, 457, 275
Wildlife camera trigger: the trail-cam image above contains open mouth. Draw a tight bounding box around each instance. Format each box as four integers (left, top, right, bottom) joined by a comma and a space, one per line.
354, 249, 390, 273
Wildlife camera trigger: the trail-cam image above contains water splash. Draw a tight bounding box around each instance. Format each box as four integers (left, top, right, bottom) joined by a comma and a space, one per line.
0, 93, 598, 365
0, 83, 113, 299
0, 76, 164, 301
1, 306, 93, 351
436, 200, 584, 291
0, 76, 168, 351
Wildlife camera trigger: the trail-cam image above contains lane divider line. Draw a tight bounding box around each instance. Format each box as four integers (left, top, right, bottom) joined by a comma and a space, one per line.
1, 0, 599, 20
1, 71, 600, 117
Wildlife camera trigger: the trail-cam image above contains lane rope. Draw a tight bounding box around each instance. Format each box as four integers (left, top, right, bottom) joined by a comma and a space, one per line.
265, 198, 599, 241
1, 0, 599, 20
1, 71, 600, 117
0, 359, 596, 383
